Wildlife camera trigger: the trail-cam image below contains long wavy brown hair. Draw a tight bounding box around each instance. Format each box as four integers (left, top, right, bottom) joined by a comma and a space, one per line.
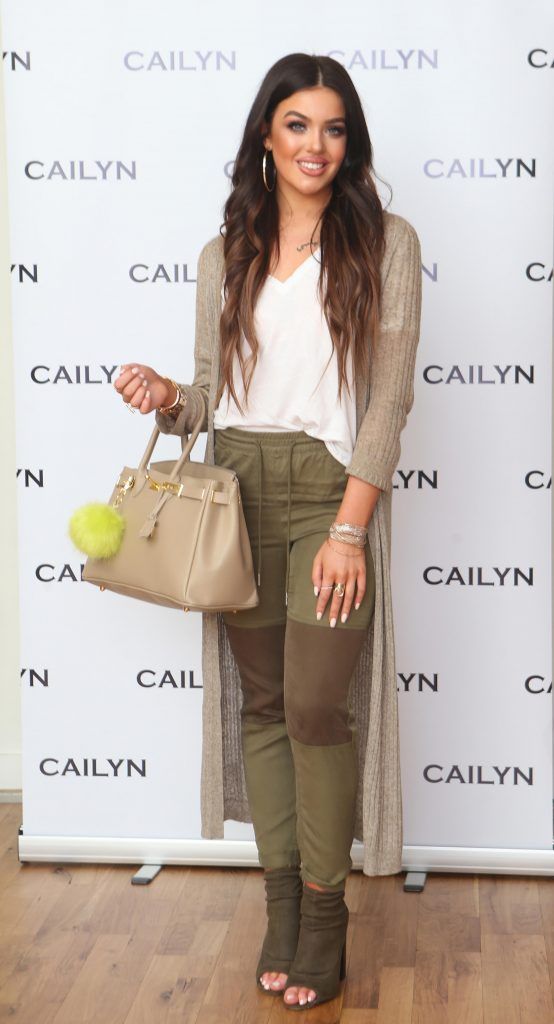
215, 52, 386, 413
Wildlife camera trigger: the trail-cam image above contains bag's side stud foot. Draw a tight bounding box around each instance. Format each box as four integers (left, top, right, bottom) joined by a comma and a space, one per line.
100, 585, 106, 591
183, 606, 190, 613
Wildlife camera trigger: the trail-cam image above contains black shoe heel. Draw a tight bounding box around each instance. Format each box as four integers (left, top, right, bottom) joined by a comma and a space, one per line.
339, 940, 346, 981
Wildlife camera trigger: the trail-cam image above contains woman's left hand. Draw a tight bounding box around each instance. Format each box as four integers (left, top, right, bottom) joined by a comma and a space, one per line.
312, 537, 366, 627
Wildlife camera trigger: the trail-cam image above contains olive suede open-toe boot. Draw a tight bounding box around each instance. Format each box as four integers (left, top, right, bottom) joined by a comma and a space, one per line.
282, 883, 348, 1010
256, 866, 303, 994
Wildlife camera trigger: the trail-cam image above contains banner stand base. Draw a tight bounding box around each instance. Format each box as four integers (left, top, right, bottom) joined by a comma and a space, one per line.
17, 829, 554, 878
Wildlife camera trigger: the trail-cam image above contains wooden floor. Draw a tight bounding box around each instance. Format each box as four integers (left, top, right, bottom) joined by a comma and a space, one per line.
1, 803, 553, 1023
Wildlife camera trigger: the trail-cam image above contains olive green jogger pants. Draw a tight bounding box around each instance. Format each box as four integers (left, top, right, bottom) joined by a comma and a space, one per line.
214, 426, 376, 890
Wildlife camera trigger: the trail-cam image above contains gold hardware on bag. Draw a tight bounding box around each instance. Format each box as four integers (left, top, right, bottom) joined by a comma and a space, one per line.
183, 606, 190, 613
100, 585, 106, 591
145, 469, 184, 497
113, 474, 135, 508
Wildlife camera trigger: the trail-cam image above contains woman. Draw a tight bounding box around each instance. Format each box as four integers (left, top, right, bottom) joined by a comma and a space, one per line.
114, 52, 421, 1011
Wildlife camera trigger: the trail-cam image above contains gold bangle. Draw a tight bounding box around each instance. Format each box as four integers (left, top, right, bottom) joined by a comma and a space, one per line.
159, 377, 186, 415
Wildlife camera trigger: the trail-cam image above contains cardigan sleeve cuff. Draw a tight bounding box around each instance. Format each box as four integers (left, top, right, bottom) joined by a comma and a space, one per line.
154, 385, 207, 435
344, 458, 392, 494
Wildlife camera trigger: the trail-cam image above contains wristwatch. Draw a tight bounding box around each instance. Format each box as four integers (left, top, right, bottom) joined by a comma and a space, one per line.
159, 377, 187, 416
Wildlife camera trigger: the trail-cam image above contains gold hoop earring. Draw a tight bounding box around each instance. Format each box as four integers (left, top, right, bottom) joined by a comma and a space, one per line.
262, 149, 275, 192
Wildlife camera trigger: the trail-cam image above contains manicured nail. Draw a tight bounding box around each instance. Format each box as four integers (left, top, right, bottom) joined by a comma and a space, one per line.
316, 611, 322, 620
314, 586, 319, 596
355, 602, 360, 610
131, 366, 139, 373
330, 617, 336, 628
341, 612, 347, 623
146, 389, 150, 397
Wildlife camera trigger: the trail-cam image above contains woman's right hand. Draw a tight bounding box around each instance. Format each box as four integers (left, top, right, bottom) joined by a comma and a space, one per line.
113, 364, 176, 414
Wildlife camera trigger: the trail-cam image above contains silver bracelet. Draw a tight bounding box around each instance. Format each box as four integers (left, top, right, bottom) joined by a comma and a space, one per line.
329, 530, 366, 548
329, 521, 367, 548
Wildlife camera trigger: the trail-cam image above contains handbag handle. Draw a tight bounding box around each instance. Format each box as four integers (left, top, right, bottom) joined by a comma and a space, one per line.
137, 405, 204, 482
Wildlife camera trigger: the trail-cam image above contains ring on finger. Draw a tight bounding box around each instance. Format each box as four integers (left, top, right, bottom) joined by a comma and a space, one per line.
333, 582, 346, 598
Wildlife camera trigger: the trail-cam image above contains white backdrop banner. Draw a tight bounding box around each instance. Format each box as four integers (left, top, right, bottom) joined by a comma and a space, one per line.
3, 0, 553, 865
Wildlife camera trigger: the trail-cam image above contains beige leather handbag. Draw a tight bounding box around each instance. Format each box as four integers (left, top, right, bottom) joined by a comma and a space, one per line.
82, 410, 259, 613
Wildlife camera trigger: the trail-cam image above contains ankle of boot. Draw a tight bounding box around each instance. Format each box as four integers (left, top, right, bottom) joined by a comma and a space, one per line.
263, 867, 303, 904
299, 884, 348, 928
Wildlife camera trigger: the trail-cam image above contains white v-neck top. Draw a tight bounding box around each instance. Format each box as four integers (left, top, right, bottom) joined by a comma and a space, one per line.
213, 248, 357, 467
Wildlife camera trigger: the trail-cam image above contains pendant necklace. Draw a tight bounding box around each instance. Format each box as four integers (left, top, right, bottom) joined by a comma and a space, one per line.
296, 238, 320, 252
278, 224, 321, 252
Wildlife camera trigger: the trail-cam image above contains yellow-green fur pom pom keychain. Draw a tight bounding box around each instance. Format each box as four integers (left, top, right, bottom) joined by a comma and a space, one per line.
68, 503, 126, 559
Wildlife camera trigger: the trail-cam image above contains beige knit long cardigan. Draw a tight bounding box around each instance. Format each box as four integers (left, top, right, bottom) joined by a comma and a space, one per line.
156, 210, 422, 876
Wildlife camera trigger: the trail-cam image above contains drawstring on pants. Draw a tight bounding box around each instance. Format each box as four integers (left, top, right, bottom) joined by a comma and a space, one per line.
253, 438, 299, 605
254, 440, 263, 589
